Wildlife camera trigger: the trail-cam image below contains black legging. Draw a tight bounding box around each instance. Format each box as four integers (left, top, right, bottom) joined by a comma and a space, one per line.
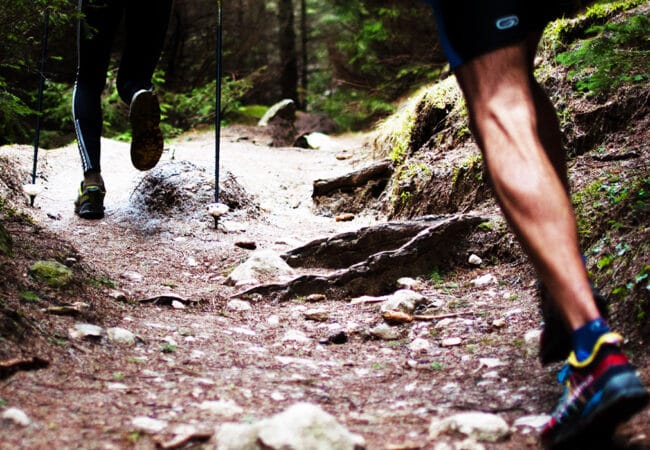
73, 0, 171, 174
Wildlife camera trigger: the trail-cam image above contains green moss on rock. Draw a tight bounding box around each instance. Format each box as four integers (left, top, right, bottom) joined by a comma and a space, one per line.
29, 260, 73, 288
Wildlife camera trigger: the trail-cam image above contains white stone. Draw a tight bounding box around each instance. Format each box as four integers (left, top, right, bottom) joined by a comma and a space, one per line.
69, 323, 104, 340
227, 299, 252, 311
303, 132, 337, 150
225, 250, 295, 286
481, 371, 500, 379
396, 277, 422, 289
271, 391, 286, 401
172, 300, 186, 309
131, 416, 168, 434
369, 324, 402, 340
408, 337, 432, 353
524, 329, 542, 357
513, 414, 550, 431
441, 337, 462, 347
2, 407, 31, 426
230, 327, 256, 336
198, 400, 243, 418
281, 329, 310, 343
478, 358, 505, 369
471, 274, 496, 286
304, 308, 329, 321
429, 412, 510, 442
380, 289, 427, 314
267, 315, 281, 327
214, 422, 259, 449
107, 327, 136, 345
468, 254, 483, 265
258, 402, 365, 449
121, 271, 144, 282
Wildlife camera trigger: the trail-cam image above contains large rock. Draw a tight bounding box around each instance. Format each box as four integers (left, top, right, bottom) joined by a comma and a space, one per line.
258, 99, 297, 147
214, 402, 365, 450
225, 249, 296, 287
29, 260, 73, 288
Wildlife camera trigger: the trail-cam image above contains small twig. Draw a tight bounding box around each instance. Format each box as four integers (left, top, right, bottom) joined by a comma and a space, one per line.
412, 311, 475, 321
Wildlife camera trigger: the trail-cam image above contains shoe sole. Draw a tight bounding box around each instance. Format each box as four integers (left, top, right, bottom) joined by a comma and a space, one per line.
544, 371, 650, 449
130, 90, 163, 171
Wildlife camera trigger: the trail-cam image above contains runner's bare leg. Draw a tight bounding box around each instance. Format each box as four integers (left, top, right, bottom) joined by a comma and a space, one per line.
453, 35, 599, 330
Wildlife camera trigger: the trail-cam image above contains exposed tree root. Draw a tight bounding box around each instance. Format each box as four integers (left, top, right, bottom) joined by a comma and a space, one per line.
234, 214, 486, 301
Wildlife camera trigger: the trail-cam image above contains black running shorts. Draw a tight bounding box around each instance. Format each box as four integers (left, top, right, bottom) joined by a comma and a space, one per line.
423, 0, 594, 68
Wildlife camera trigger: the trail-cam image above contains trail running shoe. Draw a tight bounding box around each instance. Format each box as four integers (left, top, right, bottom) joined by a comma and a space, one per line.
74, 181, 105, 219
539, 283, 609, 365
129, 89, 163, 171
541, 332, 649, 449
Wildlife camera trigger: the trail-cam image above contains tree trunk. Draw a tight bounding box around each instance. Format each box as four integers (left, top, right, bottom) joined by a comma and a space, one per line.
299, 0, 308, 109
278, 0, 298, 103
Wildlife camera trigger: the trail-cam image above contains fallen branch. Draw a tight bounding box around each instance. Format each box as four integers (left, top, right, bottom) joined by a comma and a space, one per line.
312, 159, 393, 197
413, 311, 475, 321
0, 357, 49, 380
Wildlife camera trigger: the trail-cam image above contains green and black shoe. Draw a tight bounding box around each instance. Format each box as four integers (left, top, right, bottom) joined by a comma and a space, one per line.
74, 182, 105, 220
129, 89, 163, 171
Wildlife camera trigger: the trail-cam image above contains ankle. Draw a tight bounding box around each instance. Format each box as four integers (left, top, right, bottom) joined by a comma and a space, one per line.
83, 171, 104, 188
572, 318, 610, 362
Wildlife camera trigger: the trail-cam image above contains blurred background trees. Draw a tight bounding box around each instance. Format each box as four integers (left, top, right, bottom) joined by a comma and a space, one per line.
0, 0, 445, 146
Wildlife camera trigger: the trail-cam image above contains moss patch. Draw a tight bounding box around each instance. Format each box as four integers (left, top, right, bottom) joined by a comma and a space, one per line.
29, 260, 73, 288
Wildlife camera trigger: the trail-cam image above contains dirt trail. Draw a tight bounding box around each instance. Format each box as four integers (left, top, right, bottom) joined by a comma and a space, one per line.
1, 128, 649, 449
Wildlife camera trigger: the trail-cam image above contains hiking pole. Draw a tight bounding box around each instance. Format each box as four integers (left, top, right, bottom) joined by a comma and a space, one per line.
25, 9, 49, 206
207, 0, 229, 229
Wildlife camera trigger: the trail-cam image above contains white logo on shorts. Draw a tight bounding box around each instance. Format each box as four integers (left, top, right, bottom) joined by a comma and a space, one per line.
495, 15, 520, 30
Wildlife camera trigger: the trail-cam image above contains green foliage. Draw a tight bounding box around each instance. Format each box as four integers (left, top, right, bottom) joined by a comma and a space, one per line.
0, 1, 78, 145
557, 13, 650, 95
236, 105, 269, 122
429, 267, 444, 284
39, 80, 75, 147
160, 343, 176, 353
543, 0, 646, 51
19, 291, 41, 303
308, 86, 395, 131
573, 174, 649, 241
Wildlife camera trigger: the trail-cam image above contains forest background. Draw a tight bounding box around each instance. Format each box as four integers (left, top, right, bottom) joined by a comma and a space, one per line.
0, 0, 446, 147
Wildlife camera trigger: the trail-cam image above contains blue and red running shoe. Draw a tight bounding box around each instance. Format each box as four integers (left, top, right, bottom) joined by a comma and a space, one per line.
541, 332, 649, 449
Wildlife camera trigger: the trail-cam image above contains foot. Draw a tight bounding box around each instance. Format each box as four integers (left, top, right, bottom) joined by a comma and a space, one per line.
541, 332, 649, 449
539, 283, 609, 365
74, 181, 105, 219
129, 89, 163, 171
